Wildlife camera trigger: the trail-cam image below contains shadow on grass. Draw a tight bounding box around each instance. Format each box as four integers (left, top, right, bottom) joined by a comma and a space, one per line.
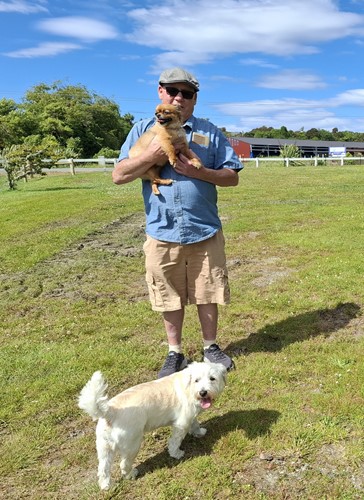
135, 408, 280, 478
24, 186, 96, 192
227, 302, 361, 358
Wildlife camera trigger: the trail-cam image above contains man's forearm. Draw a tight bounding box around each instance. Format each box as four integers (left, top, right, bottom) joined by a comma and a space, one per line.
198, 167, 239, 187
112, 154, 156, 185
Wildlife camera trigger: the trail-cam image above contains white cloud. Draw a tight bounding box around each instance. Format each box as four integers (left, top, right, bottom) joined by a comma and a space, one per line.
119, 54, 141, 61
3, 41, 83, 58
37, 16, 119, 42
124, 0, 364, 69
331, 89, 364, 106
0, 0, 47, 13
212, 90, 364, 132
256, 70, 327, 90
240, 58, 280, 69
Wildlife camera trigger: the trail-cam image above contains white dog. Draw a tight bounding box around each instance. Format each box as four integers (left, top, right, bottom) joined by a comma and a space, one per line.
78, 362, 226, 490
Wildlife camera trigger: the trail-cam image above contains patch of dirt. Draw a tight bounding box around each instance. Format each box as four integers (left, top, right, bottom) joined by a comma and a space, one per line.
0, 212, 149, 305
233, 443, 364, 497
227, 255, 294, 287
314, 443, 364, 493
234, 452, 309, 495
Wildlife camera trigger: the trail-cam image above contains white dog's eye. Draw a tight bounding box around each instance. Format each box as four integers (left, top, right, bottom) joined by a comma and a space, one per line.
210, 377, 216, 381
195, 378, 200, 383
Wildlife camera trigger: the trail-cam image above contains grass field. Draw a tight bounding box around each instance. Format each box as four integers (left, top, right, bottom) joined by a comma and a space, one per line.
1, 165, 364, 499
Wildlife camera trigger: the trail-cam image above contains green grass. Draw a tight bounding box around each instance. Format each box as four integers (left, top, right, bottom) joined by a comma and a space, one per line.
1, 165, 364, 499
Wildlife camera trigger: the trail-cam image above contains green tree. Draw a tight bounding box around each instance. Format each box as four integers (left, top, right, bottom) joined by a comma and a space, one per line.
305, 128, 320, 140
6, 82, 134, 157
252, 126, 275, 138
0, 98, 29, 148
1, 136, 63, 190
279, 125, 289, 138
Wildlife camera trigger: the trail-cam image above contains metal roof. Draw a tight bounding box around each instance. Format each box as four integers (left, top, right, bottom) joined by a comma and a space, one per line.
234, 137, 364, 149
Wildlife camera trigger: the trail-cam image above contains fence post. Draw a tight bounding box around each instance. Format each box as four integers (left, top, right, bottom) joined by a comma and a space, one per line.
285, 158, 289, 168
98, 156, 106, 172
69, 158, 75, 176
255, 158, 259, 168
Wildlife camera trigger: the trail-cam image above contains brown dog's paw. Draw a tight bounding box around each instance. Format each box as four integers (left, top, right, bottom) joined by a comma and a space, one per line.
191, 158, 202, 169
151, 178, 174, 195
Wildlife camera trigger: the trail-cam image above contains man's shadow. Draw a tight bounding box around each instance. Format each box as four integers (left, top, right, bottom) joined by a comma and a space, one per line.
226, 302, 361, 357
135, 408, 280, 477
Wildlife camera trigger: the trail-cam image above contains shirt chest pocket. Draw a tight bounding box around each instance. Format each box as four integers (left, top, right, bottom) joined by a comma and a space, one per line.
191, 142, 215, 169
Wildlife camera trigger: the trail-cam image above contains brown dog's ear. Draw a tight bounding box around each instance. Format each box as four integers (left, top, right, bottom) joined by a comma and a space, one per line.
173, 105, 182, 117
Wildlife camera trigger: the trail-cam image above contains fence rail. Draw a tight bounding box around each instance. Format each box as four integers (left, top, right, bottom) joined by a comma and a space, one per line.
239, 156, 364, 167
0, 156, 117, 176
1, 155, 364, 172
49, 157, 117, 174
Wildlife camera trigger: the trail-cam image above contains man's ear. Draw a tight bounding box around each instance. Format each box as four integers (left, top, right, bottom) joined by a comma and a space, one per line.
157, 85, 164, 100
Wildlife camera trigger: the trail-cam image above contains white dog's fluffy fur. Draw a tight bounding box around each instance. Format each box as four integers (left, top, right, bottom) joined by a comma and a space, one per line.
78, 362, 226, 490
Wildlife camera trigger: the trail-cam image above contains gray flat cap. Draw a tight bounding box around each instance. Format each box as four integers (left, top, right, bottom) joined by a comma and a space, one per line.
159, 67, 199, 91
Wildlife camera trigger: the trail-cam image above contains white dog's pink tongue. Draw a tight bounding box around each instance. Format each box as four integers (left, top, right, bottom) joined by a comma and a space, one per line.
201, 397, 212, 409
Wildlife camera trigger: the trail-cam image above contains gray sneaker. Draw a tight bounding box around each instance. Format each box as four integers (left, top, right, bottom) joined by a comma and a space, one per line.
203, 344, 235, 371
158, 352, 188, 378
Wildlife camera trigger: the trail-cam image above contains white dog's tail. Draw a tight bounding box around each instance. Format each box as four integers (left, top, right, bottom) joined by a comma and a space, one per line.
78, 371, 109, 420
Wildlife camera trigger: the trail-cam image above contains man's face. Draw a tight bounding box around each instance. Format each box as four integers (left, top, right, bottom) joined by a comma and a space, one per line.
158, 83, 197, 123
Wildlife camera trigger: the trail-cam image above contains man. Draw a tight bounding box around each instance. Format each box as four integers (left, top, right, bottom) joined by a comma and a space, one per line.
112, 67, 242, 378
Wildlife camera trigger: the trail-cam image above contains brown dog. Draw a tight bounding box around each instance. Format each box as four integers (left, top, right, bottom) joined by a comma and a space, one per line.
128, 104, 202, 195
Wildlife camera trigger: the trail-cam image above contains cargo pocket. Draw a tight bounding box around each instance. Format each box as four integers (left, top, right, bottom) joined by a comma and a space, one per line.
214, 267, 230, 305
145, 273, 165, 310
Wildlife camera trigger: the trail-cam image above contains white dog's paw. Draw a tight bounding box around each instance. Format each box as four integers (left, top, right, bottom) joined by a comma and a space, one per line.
169, 448, 185, 460
99, 477, 112, 490
192, 426, 207, 438
122, 467, 138, 480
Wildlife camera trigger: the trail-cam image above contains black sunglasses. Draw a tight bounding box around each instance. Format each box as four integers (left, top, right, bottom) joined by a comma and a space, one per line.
163, 86, 196, 100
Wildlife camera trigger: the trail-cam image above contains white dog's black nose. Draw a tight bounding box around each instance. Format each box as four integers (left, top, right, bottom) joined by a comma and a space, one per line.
199, 389, 208, 398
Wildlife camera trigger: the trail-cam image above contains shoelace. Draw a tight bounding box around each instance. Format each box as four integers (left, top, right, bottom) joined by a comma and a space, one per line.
207, 345, 226, 360
163, 352, 180, 368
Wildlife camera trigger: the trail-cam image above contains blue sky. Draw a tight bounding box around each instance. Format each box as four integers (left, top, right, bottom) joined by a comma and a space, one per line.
1, 0, 364, 133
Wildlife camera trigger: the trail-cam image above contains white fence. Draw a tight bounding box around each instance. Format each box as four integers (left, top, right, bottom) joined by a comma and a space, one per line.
50, 157, 117, 174
1, 155, 364, 174
0, 156, 117, 175
240, 156, 364, 167
45, 155, 364, 170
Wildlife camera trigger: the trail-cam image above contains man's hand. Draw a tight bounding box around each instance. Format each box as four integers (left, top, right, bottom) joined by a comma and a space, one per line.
145, 135, 168, 164
175, 152, 239, 187
174, 152, 203, 178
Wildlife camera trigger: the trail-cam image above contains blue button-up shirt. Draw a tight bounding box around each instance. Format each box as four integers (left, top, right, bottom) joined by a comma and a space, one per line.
119, 114, 242, 244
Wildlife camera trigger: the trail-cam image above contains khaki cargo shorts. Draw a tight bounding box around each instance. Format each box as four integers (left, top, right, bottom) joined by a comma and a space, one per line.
143, 230, 230, 312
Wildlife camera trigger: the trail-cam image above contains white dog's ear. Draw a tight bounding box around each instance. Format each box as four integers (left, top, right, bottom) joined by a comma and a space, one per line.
181, 362, 197, 389
214, 363, 228, 385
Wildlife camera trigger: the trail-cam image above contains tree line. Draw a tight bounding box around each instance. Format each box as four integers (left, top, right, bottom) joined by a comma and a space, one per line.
222, 125, 364, 143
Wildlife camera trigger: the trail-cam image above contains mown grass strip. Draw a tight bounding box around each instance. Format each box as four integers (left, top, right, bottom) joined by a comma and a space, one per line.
1, 165, 363, 499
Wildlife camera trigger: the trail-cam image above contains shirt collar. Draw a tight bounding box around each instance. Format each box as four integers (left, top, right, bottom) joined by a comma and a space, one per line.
183, 115, 195, 132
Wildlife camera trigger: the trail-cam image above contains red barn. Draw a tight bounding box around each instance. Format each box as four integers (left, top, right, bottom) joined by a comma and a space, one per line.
228, 138, 251, 158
